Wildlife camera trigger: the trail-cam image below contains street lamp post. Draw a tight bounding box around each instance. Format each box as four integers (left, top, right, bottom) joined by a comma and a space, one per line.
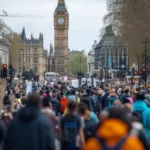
99, 62, 101, 81
137, 53, 140, 87
142, 40, 148, 87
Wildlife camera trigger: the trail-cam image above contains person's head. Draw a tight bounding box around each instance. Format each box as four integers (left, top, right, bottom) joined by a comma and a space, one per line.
21, 97, 28, 105
80, 90, 84, 94
86, 89, 91, 95
122, 103, 132, 113
67, 90, 71, 96
52, 90, 57, 98
136, 92, 145, 100
46, 90, 51, 96
71, 89, 75, 95
54, 85, 58, 89
123, 97, 133, 105
42, 96, 50, 108
108, 107, 131, 129
40, 90, 43, 96
124, 88, 129, 94
1, 112, 12, 125
113, 100, 122, 108
99, 110, 109, 121
78, 103, 90, 120
27, 93, 41, 108
75, 91, 79, 97
67, 101, 78, 116
147, 88, 150, 93
97, 90, 104, 96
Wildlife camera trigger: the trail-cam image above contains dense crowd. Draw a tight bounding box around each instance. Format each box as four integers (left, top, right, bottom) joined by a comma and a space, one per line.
0, 79, 150, 150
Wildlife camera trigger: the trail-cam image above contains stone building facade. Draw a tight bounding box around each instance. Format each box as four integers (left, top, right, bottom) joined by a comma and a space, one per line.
18, 28, 47, 77
87, 40, 97, 76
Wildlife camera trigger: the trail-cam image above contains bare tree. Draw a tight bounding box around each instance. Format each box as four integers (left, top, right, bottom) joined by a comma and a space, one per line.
104, 0, 150, 69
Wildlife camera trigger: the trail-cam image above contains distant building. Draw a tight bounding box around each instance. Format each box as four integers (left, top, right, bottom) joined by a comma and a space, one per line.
0, 30, 10, 66
18, 28, 47, 77
87, 40, 97, 76
95, 25, 128, 79
46, 43, 55, 72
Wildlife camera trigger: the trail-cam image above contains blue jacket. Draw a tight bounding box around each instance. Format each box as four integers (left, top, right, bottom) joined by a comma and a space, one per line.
133, 100, 150, 138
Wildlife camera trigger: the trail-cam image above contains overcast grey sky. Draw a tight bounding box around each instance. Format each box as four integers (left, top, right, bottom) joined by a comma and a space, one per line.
0, 0, 107, 53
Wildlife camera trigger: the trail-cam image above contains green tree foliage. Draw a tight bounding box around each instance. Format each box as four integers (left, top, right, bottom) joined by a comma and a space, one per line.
104, 0, 150, 67
0, 57, 2, 70
68, 53, 87, 75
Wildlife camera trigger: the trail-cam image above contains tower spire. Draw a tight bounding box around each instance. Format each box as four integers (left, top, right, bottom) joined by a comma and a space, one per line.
58, 0, 65, 4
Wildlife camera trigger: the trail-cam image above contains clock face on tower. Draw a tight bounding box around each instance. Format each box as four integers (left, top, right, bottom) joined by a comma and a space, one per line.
57, 17, 64, 24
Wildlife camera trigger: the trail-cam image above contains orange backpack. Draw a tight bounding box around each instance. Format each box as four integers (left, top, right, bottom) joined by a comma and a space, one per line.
60, 96, 68, 113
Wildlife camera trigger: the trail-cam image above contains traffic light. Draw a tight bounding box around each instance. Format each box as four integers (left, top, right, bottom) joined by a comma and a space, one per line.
142, 68, 146, 73
3, 64, 7, 78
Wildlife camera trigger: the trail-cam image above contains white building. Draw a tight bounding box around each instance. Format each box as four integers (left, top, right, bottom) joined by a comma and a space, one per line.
87, 40, 97, 76
0, 30, 10, 65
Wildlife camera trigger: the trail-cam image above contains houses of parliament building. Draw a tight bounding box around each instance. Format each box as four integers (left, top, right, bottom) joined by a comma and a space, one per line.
18, 0, 69, 77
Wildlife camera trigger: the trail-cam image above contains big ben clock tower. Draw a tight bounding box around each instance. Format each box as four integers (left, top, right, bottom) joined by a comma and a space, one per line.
54, 0, 69, 75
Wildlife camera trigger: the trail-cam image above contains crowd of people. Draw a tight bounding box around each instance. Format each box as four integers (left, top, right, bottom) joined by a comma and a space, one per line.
0, 79, 150, 150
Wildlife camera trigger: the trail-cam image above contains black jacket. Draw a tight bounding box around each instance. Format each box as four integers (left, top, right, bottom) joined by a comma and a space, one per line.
102, 92, 109, 109
50, 98, 60, 116
81, 95, 94, 111
3, 105, 55, 150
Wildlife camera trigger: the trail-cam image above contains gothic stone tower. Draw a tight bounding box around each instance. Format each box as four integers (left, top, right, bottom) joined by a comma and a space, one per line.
54, 0, 69, 75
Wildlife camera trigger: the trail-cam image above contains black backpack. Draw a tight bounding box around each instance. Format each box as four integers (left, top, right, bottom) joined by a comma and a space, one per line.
61, 115, 81, 144
96, 134, 129, 150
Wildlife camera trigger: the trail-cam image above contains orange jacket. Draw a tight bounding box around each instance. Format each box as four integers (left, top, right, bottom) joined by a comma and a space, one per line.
84, 119, 145, 150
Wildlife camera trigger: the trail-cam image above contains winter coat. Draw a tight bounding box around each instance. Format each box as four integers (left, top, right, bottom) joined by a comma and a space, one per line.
3, 105, 55, 150
133, 100, 150, 138
81, 95, 94, 111
106, 93, 118, 108
121, 93, 130, 102
102, 92, 109, 109
50, 98, 60, 116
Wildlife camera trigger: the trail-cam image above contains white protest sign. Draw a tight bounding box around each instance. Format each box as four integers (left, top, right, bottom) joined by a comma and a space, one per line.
81, 78, 86, 86
26, 82, 32, 96
87, 78, 92, 87
72, 79, 79, 88
93, 78, 96, 87
64, 76, 67, 81
45, 80, 47, 85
